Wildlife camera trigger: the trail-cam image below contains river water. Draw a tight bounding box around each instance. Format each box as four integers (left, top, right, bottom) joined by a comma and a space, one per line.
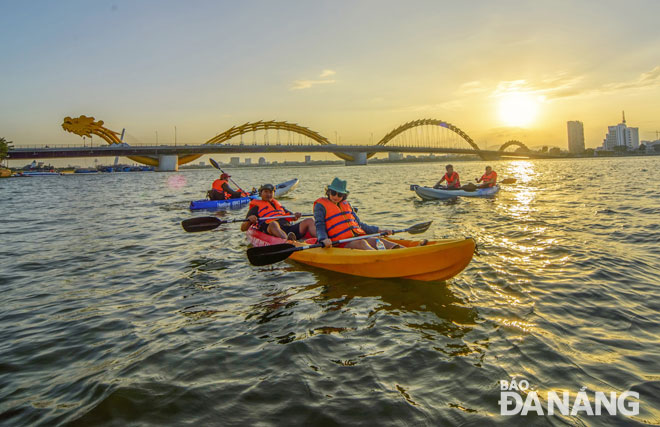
1, 157, 659, 426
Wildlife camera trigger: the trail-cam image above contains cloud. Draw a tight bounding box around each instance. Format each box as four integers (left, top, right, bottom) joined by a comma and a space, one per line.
601, 65, 660, 92
457, 80, 487, 95
291, 69, 337, 90
486, 66, 660, 101
319, 69, 336, 78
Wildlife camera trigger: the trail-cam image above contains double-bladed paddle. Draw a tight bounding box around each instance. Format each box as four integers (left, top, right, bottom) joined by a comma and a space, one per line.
247, 220, 433, 267
182, 214, 312, 233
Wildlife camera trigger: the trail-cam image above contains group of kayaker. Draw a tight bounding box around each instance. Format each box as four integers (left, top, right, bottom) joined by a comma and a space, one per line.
236, 177, 401, 250
433, 165, 498, 190
206, 165, 497, 251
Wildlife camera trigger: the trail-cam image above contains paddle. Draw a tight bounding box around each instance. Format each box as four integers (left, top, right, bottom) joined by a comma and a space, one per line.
208, 158, 250, 195
182, 214, 312, 233
247, 221, 433, 266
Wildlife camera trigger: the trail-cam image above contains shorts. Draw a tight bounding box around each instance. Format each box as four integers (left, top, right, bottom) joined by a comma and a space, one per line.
259, 219, 303, 239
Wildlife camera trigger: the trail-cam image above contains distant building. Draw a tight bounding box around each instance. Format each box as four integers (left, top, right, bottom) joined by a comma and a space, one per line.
230, 157, 240, 166
641, 139, 660, 153
244, 158, 251, 165
258, 157, 267, 165
601, 111, 639, 150
305, 155, 311, 163
389, 152, 404, 161
199, 162, 205, 166
567, 121, 585, 153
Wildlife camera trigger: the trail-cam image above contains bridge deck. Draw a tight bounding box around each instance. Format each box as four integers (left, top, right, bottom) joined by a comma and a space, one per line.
7, 144, 555, 159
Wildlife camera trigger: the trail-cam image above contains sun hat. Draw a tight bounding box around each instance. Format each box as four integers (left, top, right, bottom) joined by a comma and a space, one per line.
327, 177, 349, 194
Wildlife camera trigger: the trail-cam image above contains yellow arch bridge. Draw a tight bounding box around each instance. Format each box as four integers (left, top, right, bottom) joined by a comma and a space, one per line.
60, 115, 534, 169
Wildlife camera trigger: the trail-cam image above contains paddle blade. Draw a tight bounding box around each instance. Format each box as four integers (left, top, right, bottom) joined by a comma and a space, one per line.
247, 243, 297, 266
181, 216, 223, 232
209, 158, 221, 170
501, 178, 517, 184
406, 221, 433, 234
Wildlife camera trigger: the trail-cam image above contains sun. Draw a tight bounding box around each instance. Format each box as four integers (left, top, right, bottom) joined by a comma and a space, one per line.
498, 92, 540, 127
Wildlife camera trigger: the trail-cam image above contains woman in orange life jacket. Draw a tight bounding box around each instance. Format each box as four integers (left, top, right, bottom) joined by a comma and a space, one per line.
476, 166, 498, 188
433, 164, 461, 190
314, 178, 403, 250
208, 172, 246, 200
240, 183, 316, 241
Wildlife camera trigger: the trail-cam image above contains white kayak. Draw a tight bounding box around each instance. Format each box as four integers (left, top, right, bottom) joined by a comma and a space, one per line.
411, 184, 500, 200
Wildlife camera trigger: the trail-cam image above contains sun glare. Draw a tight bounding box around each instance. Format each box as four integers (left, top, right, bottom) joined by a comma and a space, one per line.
498, 92, 540, 127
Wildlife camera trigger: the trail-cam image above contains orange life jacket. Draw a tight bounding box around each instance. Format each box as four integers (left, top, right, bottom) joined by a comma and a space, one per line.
480, 171, 497, 187
249, 199, 290, 224
314, 197, 365, 241
444, 171, 461, 188
212, 179, 233, 199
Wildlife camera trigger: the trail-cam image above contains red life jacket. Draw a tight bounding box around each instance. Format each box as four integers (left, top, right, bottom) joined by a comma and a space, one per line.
249, 199, 289, 224
212, 179, 233, 199
314, 197, 365, 242
444, 171, 461, 188
480, 171, 498, 187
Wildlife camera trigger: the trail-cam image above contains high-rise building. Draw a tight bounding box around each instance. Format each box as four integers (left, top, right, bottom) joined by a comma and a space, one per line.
601, 111, 639, 150
567, 121, 585, 153
305, 155, 311, 163
244, 158, 251, 165
258, 157, 266, 165
230, 157, 240, 166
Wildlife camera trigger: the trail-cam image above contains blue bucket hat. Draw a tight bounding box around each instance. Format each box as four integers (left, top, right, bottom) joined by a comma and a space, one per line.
327, 177, 349, 194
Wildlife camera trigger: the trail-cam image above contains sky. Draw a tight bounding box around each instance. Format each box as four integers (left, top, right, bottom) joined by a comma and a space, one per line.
2, 0, 660, 163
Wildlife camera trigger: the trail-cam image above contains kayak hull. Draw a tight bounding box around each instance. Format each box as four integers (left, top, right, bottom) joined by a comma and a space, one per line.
246, 228, 474, 282
190, 178, 299, 211
413, 185, 499, 200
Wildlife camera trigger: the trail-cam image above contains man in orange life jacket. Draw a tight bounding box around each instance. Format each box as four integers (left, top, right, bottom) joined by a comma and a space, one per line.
240, 183, 316, 241
433, 164, 461, 190
476, 166, 498, 188
314, 178, 402, 250
208, 173, 245, 200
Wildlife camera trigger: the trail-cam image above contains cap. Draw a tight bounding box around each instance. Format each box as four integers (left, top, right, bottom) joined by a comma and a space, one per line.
259, 183, 275, 192
220, 173, 231, 179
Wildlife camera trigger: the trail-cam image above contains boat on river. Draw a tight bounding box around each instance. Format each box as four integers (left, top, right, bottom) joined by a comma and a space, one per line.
246, 227, 475, 282
411, 184, 500, 200
190, 178, 299, 211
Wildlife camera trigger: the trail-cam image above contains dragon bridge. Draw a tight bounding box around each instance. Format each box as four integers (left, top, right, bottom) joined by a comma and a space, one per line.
372, 119, 485, 159
498, 140, 530, 152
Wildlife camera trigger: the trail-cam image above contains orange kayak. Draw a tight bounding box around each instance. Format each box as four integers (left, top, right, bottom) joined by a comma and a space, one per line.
246, 228, 475, 282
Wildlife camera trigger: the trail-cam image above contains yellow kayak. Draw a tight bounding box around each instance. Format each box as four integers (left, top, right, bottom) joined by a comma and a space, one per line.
246, 228, 475, 281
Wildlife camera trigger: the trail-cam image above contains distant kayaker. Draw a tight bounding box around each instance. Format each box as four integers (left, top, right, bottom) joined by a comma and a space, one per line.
208, 172, 246, 200
241, 183, 316, 241
314, 178, 403, 250
476, 166, 498, 188
433, 164, 461, 190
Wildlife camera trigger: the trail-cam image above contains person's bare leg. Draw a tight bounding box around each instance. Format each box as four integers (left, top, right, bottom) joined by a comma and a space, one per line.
344, 239, 375, 250
298, 218, 317, 237
267, 222, 287, 239
366, 237, 404, 249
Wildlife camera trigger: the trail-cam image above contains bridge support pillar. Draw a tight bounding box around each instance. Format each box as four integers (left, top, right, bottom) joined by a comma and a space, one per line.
157, 155, 179, 171
344, 152, 367, 166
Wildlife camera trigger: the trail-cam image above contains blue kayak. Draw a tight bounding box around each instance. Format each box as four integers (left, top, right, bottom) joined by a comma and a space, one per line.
189, 178, 299, 211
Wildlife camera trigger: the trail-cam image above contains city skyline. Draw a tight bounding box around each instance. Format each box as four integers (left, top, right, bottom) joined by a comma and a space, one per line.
2, 1, 660, 152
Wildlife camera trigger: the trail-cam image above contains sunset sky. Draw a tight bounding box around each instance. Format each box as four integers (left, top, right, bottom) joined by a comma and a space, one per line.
2, 0, 660, 155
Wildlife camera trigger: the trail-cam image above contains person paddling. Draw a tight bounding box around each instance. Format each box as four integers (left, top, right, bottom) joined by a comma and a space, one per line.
434, 164, 461, 190
314, 178, 403, 250
241, 183, 316, 241
208, 172, 246, 200
476, 166, 498, 188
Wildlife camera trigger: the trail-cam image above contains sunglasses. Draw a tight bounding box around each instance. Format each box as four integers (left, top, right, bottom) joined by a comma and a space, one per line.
329, 189, 346, 197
